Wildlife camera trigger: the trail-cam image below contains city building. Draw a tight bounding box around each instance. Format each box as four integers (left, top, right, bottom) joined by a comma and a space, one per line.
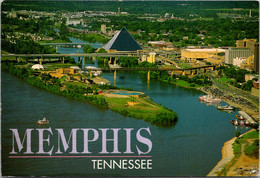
236, 39, 259, 71
254, 43, 259, 72
225, 48, 253, 66
101, 24, 106, 34
104, 27, 142, 52
147, 52, 156, 63
181, 48, 225, 64
236, 39, 257, 53
148, 41, 167, 48
245, 74, 259, 82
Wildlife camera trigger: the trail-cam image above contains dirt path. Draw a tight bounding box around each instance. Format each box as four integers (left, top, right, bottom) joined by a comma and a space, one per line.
225, 140, 259, 176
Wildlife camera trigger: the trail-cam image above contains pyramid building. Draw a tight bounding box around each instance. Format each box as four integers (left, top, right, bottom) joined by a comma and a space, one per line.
104, 27, 142, 52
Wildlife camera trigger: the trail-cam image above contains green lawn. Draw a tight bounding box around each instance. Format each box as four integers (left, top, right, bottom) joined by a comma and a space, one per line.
176, 63, 192, 69
241, 130, 259, 139
105, 96, 171, 120
219, 76, 233, 84
175, 80, 201, 88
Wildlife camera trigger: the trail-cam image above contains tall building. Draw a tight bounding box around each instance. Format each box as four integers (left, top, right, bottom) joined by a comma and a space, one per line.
225, 48, 253, 65
254, 43, 259, 72
101, 24, 106, 34
236, 39, 258, 72
236, 39, 257, 53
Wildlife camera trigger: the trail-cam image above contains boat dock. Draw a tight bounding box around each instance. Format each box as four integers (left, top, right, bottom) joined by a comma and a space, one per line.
238, 111, 257, 124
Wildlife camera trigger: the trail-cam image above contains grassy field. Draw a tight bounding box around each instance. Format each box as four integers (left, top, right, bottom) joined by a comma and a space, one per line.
219, 76, 233, 84
232, 130, 259, 158
241, 130, 259, 139
175, 79, 201, 88
105, 96, 172, 121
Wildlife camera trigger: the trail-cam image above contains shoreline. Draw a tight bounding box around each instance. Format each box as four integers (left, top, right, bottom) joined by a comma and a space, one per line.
1, 62, 178, 127
198, 87, 259, 118
207, 129, 255, 176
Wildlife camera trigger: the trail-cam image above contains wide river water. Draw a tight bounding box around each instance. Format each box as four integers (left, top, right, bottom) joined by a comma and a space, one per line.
1, 38, 249, 176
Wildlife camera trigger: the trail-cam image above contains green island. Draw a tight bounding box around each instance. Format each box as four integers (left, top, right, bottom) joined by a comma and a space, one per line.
1, 61, 177, 127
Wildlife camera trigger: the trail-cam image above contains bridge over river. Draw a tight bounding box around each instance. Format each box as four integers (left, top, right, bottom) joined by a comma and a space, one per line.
2, 52, 216, 83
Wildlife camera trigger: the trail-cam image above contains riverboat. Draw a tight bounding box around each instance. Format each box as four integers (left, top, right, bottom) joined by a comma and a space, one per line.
217, 105, 234, 110
37, 117, 49, 125
198, 95, 221, 104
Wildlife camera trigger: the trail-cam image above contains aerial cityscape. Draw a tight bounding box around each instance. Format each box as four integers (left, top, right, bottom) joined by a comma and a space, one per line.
1, 1, 259, 177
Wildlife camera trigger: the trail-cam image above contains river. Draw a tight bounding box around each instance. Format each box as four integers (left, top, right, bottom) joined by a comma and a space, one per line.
1, 38, 249, 176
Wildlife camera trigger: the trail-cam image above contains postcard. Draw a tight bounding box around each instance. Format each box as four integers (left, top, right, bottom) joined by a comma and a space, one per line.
1, 0, 259, 177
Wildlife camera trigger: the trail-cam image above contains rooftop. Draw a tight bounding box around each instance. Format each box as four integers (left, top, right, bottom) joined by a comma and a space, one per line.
184, 49, 225, 52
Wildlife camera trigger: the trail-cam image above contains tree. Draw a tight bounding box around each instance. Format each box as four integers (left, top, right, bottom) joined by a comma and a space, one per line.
83, 45, 95, 53
235, 131, 241, 138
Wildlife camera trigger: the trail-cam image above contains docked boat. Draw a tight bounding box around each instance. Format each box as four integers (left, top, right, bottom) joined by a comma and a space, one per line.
37, 117, 49, 125
239, 120, 245, 127
198, 95, 209, 102
236, 115, 244, 120
217, 105, 234, 110
244, 119, 250, 126
230, 119, 239, 126
198, 95, 221, 104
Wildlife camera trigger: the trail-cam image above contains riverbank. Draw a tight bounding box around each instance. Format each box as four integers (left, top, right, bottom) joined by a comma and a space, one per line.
198, 86, 259, 118
1, 61, 177, 127
207, 136, 236, 176
207, 129, 259, 176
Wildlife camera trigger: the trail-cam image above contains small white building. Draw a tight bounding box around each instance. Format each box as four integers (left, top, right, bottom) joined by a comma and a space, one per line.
31, 64, 44, 70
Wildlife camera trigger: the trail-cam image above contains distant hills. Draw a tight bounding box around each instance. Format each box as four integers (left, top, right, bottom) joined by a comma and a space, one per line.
2, 1, 259, 17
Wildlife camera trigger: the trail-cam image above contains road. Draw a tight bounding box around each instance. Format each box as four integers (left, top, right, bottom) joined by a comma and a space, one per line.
208, 73, 259, 106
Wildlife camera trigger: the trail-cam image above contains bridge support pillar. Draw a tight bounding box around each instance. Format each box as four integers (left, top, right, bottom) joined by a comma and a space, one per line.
182, 70, 186, 76
114, 70, 117, 86
90, 70, 92, 78
56, 45, 58, 53
104, 58, 106, 67
109, 57, 112, 64
170, 70, 174, 77
83, 57, 85, 69
62, 57, 65, 64
114, 58, 118, 65
40, 57, 43, 65
147, 70, 150, 83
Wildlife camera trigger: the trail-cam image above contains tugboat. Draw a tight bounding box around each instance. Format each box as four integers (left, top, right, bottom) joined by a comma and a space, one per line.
37, 117, 49, 125
217, 105, 234, 111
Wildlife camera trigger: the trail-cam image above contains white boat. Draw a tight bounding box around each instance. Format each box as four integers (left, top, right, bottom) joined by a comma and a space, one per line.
37, 117, 49, 125
199, 95, 221, 104
245, 120, 250, 126
217, 105, 234, 110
